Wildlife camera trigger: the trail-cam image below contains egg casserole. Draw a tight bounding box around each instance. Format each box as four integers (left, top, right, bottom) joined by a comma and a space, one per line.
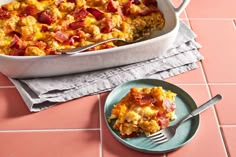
108, 86, 177, 138
0, 0, 165, 56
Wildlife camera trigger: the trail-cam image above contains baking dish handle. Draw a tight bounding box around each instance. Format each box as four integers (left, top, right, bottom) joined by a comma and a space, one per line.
173, 0, 190, 16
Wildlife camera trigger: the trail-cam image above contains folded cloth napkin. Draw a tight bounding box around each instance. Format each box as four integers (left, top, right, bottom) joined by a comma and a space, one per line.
11, 21, 203, 112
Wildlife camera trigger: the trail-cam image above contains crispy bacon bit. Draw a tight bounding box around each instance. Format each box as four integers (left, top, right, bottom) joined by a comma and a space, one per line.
120, 132, 140, 138
41, 25, 49, 32
67, 0, 76, 3
68, 21, 85, 29
157, 113, 169, 128
130, 88, 156, 106
68, 35, 80, 45
101, 18, 113, 33
8, 31, 22, 37
162, 99, 176, 112
106, 0, 118, 12
132, 0, 141, 5
20, 5, 39, 17
0, 8, 11, 19
122, 0, 132, 15
86, 8, 104, 20
138, 8, 157, 16
72, 8, 88, 21
9, 35, 26, 56
9, 35, 22, 49
37, 11, 53, 25
142, 0, 158, 8
51, 31, 69, 43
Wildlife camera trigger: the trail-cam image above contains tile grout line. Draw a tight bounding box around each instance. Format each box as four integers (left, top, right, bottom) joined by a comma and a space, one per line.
0, 128, 100, 133
200, 62, 229, 157
97, 94, 103, 157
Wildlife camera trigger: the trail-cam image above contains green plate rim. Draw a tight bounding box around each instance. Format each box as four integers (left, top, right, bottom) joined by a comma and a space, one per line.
104, 78, 200, 153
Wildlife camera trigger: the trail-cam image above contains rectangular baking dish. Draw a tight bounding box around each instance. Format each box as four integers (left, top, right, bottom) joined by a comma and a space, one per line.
0, 0, 190, 78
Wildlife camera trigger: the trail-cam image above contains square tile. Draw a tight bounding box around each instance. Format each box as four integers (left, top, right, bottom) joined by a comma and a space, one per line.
186, 0, 236, 18
209, 84, 236, 125
167, 85, 227, 157
0, 130, 100, 157
221, 127, 236, 157
190, 20, 236, 83
0, 88, 100, 130
0, 73, 13, 86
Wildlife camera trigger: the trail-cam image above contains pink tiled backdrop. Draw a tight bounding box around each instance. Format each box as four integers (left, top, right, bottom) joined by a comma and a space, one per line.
0, 0, 236, 156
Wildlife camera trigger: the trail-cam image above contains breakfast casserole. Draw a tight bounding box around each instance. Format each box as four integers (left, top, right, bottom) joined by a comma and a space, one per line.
108, 86, 177, 137
0, 0, 165, 56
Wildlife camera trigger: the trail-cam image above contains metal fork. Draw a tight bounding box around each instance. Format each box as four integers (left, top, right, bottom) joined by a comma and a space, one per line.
57, 37, 144, 55
148, 94, 222, 145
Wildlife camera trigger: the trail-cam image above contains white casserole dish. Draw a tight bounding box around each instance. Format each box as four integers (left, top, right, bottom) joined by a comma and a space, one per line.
0, 0, 190, 78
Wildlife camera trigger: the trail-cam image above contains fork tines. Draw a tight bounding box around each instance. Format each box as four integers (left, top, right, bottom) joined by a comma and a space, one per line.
148, 131, 168, 145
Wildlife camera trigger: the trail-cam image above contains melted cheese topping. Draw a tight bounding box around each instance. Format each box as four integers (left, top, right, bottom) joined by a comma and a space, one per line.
109, 86, 177, 137
0, 0, 165, 56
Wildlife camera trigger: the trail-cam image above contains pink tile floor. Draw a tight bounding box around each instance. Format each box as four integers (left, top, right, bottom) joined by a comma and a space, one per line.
0, 0, 235, 156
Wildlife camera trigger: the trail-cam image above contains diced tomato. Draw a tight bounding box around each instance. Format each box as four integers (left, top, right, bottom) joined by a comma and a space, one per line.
86, 8, 104, 20
37, 11, 53, 25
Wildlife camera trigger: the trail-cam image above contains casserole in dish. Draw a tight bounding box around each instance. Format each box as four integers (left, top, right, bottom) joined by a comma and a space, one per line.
0, 0, 190, 78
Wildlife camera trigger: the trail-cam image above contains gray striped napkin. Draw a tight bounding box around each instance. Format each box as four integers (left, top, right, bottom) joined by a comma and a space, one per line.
11, 21, 203, 112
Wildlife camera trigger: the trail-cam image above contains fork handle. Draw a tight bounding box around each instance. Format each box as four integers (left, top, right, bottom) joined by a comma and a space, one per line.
174, 94, 222, 128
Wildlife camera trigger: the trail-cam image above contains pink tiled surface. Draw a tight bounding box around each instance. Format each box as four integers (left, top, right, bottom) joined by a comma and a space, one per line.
0, 0, 236, 157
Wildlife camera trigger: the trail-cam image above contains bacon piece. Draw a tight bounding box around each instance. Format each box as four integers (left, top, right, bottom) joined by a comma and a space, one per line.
162, 99, 176, 112
68, 21, 85, 30
68, 35, 80, 45
0, 8, 11, 19
72, 8, 88, 21
142, 0, 158, 8
138, 8, 157, 16
157, 113, 169, 128
130, 88, 156, 106
122, 0, 132, 15
86, 8, 104, 20
132, 0, 141, 5
9, 35, 26, 56
41, 25, 49, 32
9, 35, 22, 49
51, 31, 69, 43
106, 0, 118, 12
101, 18, 113, 33
67, 0, 76, 3
21, 5, 39, 17
120, 132, 140, 138
37, 11, 53, 25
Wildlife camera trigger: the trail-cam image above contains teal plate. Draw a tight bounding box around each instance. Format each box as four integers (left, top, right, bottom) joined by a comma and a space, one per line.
104, 79, 200, 153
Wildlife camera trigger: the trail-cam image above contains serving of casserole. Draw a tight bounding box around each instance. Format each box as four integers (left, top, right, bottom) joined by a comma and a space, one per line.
0, 0, 190, 78
0, 0, 165, 56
